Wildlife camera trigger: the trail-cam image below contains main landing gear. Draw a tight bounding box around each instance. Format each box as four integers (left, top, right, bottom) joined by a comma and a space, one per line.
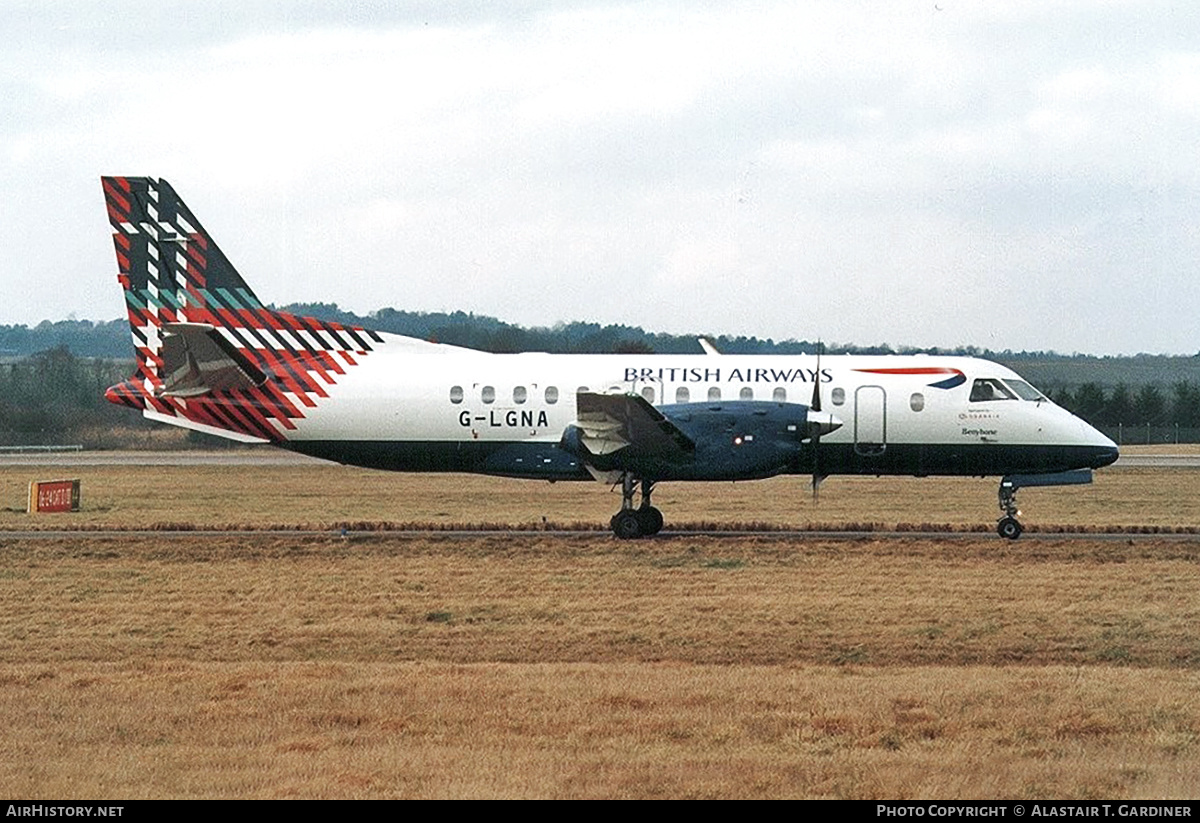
610, 473, 663, 539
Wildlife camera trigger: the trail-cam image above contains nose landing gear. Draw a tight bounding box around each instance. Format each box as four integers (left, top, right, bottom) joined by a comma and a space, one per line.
997, 478, 1023, 540
995, 470, 1095, 540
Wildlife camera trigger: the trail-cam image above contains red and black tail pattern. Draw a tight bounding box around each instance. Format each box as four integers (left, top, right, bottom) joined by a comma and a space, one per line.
102, 176, 384, 442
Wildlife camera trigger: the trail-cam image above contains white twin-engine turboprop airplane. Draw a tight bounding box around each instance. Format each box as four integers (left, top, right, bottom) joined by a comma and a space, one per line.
101, 176, 1119, 539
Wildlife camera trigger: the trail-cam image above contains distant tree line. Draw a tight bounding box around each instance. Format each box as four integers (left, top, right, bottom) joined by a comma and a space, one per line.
1047, 382, 1200, 429
0, 347, 139, 445
0, 319, 131, 359
281, 303, 837, 355
5, 307, 1200, 366
2, 307, 1198, 445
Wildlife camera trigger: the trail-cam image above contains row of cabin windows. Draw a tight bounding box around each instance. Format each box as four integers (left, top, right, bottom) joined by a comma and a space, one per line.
448, 385, 795, 405
449, 384, 927, 412
451, 385, 561, 405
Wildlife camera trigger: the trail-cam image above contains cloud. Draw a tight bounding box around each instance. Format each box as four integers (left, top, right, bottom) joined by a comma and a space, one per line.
1, 1, 1197, 354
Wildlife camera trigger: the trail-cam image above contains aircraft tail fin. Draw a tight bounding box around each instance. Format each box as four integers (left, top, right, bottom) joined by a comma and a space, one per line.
101, 176, 384, 442
102, 176, 262, 311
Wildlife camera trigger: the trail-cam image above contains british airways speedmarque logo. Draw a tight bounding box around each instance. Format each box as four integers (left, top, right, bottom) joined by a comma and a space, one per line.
852, 368, 966, 390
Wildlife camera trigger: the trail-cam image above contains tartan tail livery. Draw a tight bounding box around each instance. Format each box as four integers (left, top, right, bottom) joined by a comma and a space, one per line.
101, 176, 1118, 540
102, 175, 384, 443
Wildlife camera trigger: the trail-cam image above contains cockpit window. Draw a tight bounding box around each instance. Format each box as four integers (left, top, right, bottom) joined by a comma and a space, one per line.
969, 378, 1017, 402
1004, 379, 1048, 402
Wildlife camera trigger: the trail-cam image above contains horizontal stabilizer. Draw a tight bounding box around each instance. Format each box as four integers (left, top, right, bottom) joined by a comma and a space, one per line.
143, 410, 270, 444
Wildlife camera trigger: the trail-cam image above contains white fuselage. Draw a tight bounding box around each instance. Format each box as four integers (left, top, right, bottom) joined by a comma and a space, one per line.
265, 334, 1116, 483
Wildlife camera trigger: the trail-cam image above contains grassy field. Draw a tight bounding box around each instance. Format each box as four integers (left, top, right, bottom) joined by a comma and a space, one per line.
1, 459, 1199, 798
2, 449, 1198, 532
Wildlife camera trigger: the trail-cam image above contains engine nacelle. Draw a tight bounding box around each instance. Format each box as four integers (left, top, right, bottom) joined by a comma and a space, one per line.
662, 400, 832, 480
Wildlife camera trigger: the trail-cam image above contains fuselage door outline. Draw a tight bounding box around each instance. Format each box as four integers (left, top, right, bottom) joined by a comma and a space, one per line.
854, 384, 887, 456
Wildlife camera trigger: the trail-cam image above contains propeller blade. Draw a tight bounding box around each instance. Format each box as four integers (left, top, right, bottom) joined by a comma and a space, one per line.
810, 341, 823, 502
810, 342, 822, 413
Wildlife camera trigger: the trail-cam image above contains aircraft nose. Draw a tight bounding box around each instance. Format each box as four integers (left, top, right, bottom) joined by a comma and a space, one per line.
1081, 422, 1119, 468
1091, 443, 1120, 468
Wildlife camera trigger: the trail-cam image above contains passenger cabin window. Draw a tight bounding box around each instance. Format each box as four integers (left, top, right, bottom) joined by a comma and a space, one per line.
708, 387, 722, 402
970, 378, 1017, 402
831, 387, 845, 406
676, 387, 690, 403
545, 386, 559, 404
513, 386, 527, 404
910, 392, 925, 412
739, 387, 753, 400
449, 385, 464, 404
772, 387, 786, 402
641, 386, 655, 403
481, 385, 495, 404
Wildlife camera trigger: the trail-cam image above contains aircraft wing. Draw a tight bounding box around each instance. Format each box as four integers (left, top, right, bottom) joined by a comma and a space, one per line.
570, 391, 695, 462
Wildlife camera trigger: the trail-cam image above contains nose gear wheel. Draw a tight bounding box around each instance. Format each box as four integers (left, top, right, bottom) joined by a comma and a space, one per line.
997, 478, 1023, 540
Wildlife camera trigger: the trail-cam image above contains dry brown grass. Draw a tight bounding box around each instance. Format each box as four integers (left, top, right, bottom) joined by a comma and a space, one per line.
2, 460, 1198, 798
3, 660, 1197, 799
3, 534, 1199, 668
3, 528, 1200, 798
0, 462, 1196, 532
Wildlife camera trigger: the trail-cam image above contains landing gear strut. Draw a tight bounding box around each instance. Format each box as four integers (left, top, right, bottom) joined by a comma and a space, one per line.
997, 478, 1023, 540
610, 473, 663, 539
993, 471, 1097, 541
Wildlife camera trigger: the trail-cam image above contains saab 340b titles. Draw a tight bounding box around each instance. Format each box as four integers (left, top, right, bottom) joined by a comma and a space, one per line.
101, 176, 1119, 539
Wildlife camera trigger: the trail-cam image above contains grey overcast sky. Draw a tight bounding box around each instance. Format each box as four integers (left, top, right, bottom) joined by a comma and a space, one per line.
2, 0, 1198, 354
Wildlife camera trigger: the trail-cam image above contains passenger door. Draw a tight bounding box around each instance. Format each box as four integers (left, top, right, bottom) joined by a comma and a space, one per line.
854, 385, 887, 456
